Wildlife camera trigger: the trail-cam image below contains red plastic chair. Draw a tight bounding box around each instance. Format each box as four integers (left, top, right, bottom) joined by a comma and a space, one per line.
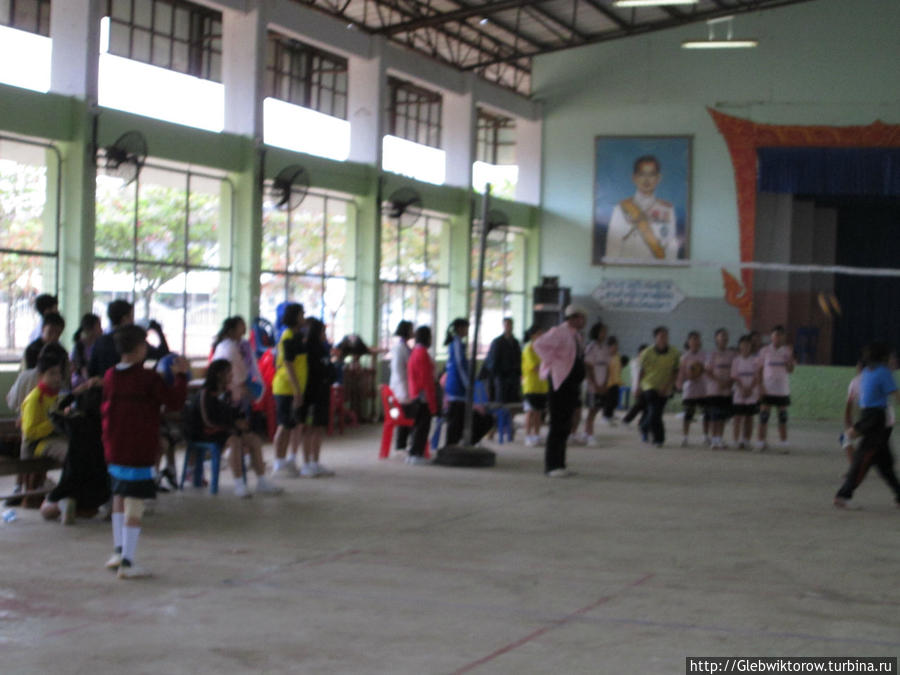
379, 385, 415, 459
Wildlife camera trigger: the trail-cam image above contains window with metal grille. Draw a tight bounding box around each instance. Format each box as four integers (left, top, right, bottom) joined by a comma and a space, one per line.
379, 212, 448, 349
476, 110, 516, 165
0, 0, 50, 35
470, 227, 527, 356
93, 161, 233, 357
260, 189, 357, 342
265, 32, 348, 120
0, 134, 60, 361
387, 77, 442, 149
105, 0, 222, 82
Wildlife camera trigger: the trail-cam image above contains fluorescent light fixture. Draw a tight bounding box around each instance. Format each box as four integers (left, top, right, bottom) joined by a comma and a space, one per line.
682, 39, 758, 49
614, 0, 698, 7
681, 15, 757, 49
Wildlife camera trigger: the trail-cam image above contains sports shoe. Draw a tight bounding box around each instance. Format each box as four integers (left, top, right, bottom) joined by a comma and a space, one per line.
524, 435, 538, 447
546, 468, 575, 478
833, 497, 861, 510
254, 478, 283, 496
105, 552, 123, 570
775, 441, 790, 455
584, 435, 597, 446
117, 562, 152, 579
3, 484, 23, 507
680, 437, 689, 447
234, 482, 252, 499
300, 463, 317, 478
703, 436, 712, 447
272, 462, 300, 479
406, 455, 430, 466
60, 498, 76, 526
754, 441, 767, 453
312, 462, 335, 477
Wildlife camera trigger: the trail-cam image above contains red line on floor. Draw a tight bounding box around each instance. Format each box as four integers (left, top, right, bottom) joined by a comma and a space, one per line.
450, 572, 654, 675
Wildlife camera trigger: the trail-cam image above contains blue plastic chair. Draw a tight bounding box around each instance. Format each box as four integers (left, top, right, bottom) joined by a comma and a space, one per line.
180, 441, 246, 495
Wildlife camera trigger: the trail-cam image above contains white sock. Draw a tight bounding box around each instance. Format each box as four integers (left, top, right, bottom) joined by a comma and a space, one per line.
122, 526, 141, 564
112, 513, 124, 553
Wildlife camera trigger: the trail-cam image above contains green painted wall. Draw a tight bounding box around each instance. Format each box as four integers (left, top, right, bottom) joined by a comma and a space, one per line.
532, 0, 900, 299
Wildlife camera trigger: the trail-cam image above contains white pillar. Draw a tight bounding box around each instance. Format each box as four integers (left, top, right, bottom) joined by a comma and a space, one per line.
515, 116, 542, 205
347, 42, 385, 166
222, 1, 267, 138
49, 0, 102, 102
442, 86, 475, 189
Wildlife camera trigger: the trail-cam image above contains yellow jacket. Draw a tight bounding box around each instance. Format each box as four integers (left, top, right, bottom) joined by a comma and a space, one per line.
21, 385, 59, 457
521, 341, 549, 395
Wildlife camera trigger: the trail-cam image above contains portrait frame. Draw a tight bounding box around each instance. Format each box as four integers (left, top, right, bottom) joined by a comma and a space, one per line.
592, 135, 692, 266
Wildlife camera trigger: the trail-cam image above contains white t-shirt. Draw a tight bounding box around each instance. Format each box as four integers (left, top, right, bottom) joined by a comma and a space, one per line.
759, 344, 793, 397
212, 338, 251, 403
848, 374, 895, 427
705, 349, 736, 397
389, 336, 411, 403
731, 355, 760, 405
678, 350, 707, 401
584, 341, 610, 393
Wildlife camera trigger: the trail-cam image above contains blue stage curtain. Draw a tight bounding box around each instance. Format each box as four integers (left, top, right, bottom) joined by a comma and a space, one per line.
757, 148, 900, 196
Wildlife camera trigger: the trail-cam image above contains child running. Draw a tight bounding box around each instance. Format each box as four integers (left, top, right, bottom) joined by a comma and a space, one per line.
601, 336, 624, 426
834, 342, 900, 509
676, 331, 707, 447
101, 325, 188, 579
730, 335, 761, 450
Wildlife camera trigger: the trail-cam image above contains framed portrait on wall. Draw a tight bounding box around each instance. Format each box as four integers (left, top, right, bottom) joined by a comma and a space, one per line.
593, 136, 692, 266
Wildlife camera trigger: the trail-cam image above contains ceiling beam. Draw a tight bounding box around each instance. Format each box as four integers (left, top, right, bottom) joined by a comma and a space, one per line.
462, 0, 820, 70
376, 0, 551, 35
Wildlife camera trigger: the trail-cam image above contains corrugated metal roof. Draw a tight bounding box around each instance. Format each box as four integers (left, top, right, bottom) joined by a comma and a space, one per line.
291, 0, 822, 95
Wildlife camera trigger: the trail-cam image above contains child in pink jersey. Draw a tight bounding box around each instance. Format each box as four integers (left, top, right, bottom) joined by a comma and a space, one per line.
756, 325, 795, 452
705, 328, 736, 449
676, 331, 707, 447
731, 335, 761, 449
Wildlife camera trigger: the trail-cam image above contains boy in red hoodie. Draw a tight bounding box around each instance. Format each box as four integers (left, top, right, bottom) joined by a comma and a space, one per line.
101, 325, 188, 579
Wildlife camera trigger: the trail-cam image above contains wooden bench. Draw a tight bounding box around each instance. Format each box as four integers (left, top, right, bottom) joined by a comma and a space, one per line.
0, 418, 60, 504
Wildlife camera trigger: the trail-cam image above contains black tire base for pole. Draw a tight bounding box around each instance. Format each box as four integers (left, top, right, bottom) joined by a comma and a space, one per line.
434, 445, 496, 468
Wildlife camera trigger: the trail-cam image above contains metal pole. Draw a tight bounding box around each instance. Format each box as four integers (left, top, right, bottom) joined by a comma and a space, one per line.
463, 184, 491, 446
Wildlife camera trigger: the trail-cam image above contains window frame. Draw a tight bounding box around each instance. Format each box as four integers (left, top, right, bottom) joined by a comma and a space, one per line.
470, 225, 527, 357
0, 133, 61, 362
259, 187, 358, 333
476, 109, 516, 166
93, 160, 235, 357
378, 211, 449, 349
104, 0, 223, 82
1, 0, 51, 36
387, 76, 443, 149
265, 31, 349, 120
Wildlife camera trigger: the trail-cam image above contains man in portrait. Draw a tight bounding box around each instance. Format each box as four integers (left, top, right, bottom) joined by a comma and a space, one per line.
604, 155, 680, 261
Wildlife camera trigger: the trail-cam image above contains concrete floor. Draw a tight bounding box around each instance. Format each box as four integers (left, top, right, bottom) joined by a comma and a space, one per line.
1, 416, 899, 674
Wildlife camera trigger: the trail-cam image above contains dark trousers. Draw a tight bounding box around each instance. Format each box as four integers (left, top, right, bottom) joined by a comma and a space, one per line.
445, 400, 493, 447
640, 390, 669, 445
837, 412, 900, 501
545, 379, 580, 473
623, 391, 647, 424
602, 385, 620, 419
405, 401, 432, 457
396, 416, 411, 450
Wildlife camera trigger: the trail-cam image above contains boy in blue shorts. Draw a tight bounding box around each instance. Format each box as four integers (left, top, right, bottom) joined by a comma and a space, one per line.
834, 342, 900, 510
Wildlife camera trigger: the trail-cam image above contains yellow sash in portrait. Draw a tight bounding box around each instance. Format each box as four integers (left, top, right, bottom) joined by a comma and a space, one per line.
620, 198, 665, 259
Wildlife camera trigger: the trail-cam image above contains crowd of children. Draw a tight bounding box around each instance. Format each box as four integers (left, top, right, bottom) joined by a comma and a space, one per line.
5, 292, 900, 582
